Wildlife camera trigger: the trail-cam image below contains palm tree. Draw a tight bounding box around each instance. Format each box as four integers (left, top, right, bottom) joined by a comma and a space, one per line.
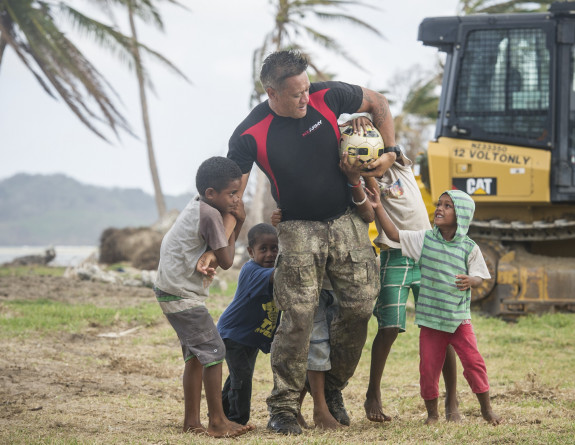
0, 0, 132, 140
458, 0, 555, 14
251, 0, 383, 106
389, 66, 442, 161
0, 0, 188, 219
247, 0, 384, 225
96, 0, 189, 219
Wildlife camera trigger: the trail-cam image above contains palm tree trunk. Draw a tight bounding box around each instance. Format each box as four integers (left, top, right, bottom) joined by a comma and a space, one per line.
128, 1, 167, 219
0, 33, 7, 69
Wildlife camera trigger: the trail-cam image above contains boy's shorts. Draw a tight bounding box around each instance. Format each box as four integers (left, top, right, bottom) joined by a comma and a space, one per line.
307, 289, 336, 371
373, 248, 420, 332
155, 288, 225, 366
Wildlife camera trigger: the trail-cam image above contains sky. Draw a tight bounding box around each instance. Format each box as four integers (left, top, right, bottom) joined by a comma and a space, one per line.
0, 0, 460, 197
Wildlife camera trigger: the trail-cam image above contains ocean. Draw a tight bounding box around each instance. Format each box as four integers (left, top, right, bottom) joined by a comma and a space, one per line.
0, 246, 98, 268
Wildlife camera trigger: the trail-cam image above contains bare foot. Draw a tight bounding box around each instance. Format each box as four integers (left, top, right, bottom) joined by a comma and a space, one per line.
296, 410, 311, 429
445, 395, 461, 422
364, 397, 391, 422
482, 409, 502, 426
183, 423, 206, 434
314, 408, 344, 430
207, 418, 250, 438
424, 415, 439, 425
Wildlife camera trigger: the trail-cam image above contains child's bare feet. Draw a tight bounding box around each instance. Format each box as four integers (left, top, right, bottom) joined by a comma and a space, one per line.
207, 418, 250, 438
477, 391, 501, 426
296, 410, 311, 429
424, 398, 440, 426
183, 423, 206, 434
364, 397, 391, 422
482, 408, 502, 426
314, 408, 344, 430
445, 394, 461, 422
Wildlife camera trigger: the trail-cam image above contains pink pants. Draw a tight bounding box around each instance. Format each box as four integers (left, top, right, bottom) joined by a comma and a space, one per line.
419, 323, 490, 400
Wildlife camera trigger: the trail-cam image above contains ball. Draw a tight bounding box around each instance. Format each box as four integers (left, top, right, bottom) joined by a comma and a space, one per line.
339, 125, 384, 166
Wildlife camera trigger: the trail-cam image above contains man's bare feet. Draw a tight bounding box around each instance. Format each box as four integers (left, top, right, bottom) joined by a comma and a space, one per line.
207, 418, 250, 438
445, 395, 461, 422
424, 415, 439, 425
364, 397, 391, 422
314, 408, 344, 430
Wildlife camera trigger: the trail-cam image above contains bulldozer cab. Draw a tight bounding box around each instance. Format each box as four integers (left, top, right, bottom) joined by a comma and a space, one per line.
416, 2, 575, 317
419, 1, 575, 201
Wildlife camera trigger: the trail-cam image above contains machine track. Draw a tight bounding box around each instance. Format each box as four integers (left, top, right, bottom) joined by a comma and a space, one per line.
469, 218, 575, 242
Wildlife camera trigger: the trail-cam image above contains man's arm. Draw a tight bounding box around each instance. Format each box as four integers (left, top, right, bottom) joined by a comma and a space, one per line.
356, 87, 397, 177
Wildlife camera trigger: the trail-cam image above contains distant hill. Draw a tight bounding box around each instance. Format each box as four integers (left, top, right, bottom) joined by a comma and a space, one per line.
0, 173, 192, 246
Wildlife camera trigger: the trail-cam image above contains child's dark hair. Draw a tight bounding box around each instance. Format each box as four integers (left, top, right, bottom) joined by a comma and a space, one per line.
248, 223, 277, 248
196, 157, 242, 196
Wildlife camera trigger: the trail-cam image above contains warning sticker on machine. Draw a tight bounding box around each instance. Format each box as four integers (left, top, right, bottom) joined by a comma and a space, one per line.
453, 146, 531, 165
453, 177, 497, 196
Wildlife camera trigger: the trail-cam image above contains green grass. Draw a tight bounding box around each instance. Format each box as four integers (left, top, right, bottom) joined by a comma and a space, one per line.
0, 264, 66, 277
0, 299, 162, 337
2, 277, 574, 444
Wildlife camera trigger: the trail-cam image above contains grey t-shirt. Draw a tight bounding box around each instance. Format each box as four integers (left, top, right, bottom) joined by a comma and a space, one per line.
155, 195, 228, 311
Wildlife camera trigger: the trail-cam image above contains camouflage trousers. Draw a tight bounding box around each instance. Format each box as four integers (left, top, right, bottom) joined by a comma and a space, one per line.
267, 209, 379, 416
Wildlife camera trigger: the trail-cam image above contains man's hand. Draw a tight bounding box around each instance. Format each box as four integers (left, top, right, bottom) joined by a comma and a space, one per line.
360, 152, 397, 177
340, 115, 373, 135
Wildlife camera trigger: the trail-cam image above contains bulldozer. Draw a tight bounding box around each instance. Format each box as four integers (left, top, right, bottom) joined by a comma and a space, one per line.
414, 1, 575, 317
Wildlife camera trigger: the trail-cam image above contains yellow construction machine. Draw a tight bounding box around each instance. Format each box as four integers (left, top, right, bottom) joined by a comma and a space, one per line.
416, 1, 575, 317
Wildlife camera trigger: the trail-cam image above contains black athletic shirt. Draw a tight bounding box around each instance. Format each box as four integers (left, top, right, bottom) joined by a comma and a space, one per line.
228, 81, 363, 222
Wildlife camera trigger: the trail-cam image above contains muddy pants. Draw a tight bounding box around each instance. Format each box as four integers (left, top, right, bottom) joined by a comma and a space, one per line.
267, 210, 379, 416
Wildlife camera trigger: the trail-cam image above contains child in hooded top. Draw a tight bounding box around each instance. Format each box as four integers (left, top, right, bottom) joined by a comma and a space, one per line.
366, 187, 502, 426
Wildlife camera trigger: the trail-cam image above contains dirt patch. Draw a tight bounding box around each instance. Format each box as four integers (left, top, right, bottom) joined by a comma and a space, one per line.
0, 274, 152, 306
1, 273, 574, 444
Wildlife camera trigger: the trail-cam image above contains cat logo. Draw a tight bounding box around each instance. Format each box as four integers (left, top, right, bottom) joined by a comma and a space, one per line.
452, 178, 497, 196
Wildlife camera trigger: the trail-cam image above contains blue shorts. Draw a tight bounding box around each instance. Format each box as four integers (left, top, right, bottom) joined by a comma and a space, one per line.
307, 289, 337, 371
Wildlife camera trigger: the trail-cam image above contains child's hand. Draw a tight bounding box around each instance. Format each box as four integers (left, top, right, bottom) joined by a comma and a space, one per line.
365, 185, 381, 209
231, 199, 246, 223
197, 250, 219, 278
339, 152, 363, 185
270, 208, 282, 227
455, 274, 473, 291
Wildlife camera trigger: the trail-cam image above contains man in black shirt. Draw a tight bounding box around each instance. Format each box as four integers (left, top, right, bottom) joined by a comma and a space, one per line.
228, 50, 398, 435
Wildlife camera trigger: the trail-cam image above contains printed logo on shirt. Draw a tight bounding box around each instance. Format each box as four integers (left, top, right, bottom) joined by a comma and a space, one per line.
302, 119, 323, 137
383, 178, 404, 199
254, 301, 279, 338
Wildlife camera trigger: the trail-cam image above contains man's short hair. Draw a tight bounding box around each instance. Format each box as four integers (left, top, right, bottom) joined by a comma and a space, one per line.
196, 156, 242, 196
247, 223, 277, 248
260, 50, 309, 91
